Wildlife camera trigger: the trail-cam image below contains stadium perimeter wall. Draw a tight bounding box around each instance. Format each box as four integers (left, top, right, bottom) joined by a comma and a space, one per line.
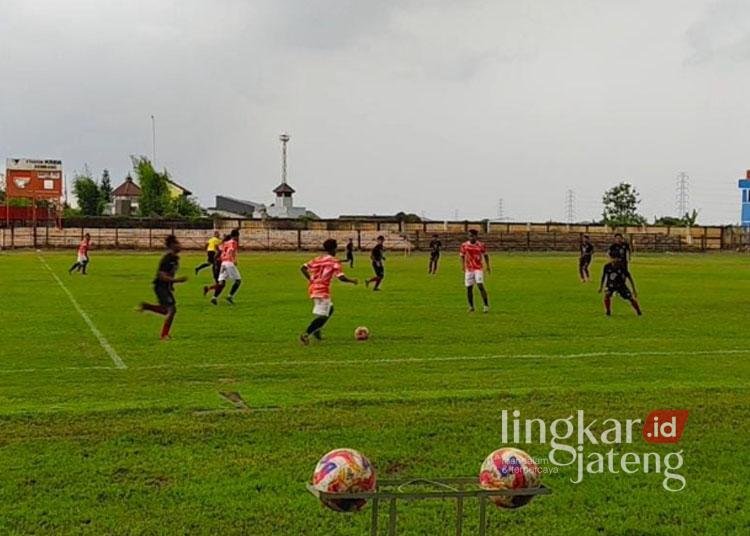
0, 219, 744, 252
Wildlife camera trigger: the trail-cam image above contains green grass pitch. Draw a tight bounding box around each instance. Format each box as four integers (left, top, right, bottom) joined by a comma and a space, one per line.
0, 249, 748, 534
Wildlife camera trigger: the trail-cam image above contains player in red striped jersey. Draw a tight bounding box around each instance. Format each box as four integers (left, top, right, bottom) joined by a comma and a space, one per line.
68, 233, 92, 275
460, 229, 491, 313
203, 229, 242, 305
299, 238, 358, 345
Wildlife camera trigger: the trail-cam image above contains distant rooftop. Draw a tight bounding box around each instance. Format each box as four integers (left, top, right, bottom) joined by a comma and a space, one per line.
112, 176, 141, 197
166, 178, 192, 196
273, 182, 296, 195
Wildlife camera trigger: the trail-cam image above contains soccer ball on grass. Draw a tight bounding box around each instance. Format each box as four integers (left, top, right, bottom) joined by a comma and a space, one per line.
354, 326, 370, 341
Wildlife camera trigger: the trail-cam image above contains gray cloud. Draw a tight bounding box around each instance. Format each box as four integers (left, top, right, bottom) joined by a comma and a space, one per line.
0, 0, 745, 224
686, 0, 750, 63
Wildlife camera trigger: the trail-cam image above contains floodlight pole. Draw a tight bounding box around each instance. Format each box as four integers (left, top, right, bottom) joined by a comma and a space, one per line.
280, 132, 290, 184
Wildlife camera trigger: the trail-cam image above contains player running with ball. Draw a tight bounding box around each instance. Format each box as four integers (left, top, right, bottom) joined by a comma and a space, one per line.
299, 238, 358, 345
460, 229, 490, 313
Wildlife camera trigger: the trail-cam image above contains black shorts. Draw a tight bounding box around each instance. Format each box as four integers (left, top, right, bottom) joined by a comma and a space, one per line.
207, 250, 216, 264
430, 252, 440, 260
372, 262, 384, 278
345, 251, 354, 260
154, 284, 176, 308
579, 255, 592, 267
606, 286, 632, 300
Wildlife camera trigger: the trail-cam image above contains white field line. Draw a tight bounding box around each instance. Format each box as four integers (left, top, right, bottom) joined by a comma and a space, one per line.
38, 256, 126, 370
1, 347, 748, 375
132, 348, 750, 371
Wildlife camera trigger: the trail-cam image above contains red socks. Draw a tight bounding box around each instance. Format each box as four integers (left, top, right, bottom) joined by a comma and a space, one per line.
161, 320, 172, 339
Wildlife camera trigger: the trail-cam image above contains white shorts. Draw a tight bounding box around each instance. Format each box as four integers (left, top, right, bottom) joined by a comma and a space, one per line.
464, 270, 484, 287
312, 298, 333, 317
218, 262, 241, 282
77, 253, 88, 263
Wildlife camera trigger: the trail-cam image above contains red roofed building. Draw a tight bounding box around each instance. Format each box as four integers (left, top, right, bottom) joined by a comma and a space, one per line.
111, 175, 141, 215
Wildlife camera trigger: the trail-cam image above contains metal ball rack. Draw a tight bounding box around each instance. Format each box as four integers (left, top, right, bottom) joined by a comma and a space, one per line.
307, 477, 551, 535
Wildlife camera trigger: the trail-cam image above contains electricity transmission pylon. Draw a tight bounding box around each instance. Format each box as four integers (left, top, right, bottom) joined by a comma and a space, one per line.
676, 172, 689, 217
565, 190, 576, 224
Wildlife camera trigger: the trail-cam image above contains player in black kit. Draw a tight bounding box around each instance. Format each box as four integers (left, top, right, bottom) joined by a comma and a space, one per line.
428, 234, 442, 274
608, 233, 631, 269
579, 234, 594, 282
366, 235, 386, 291
138, 235, 188, 339
598, 254, 642, 316
345, 238, 355, 268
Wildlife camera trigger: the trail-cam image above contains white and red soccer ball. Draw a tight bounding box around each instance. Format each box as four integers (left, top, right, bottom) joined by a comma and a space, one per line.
312, 448, 376, 512
354, 326, 370, 341
478, 447, 541, 508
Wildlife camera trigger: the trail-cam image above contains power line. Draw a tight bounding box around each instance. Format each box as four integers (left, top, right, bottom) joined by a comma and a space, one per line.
676, 172, 689, 216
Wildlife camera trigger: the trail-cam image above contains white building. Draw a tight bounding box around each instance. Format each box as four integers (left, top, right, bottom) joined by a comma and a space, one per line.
266, 181, 309, 218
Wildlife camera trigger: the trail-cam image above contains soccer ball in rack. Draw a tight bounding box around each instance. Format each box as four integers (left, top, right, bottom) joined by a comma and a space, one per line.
478, 447, 541, 508
311, 448, 377, 512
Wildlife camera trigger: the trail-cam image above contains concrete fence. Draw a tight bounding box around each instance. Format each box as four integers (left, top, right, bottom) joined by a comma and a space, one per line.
0, 226, 411, 251
0, 220, 744, 252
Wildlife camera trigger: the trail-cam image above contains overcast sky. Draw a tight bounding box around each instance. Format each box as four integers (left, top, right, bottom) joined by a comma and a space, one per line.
1, 0, 748, 223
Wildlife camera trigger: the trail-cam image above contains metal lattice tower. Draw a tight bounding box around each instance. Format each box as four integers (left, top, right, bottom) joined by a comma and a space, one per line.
676, 172, 689, 217
497, 198, 505, 221
565, 189, 576, 224
280, 132, 290, 184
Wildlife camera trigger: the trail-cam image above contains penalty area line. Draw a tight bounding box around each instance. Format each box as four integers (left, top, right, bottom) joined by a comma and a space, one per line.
38, 255, 126, 370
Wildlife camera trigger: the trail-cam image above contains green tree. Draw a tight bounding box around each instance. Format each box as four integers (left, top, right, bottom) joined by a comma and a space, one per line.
395, 211, 422, 223
132, 156, 170, 217
72, 168, 102, 216
655, 209, 698, 227
100, 169, 113, 201
98, 169, 113, 215
602, 182, 646, 226
168, 195, 204, 219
